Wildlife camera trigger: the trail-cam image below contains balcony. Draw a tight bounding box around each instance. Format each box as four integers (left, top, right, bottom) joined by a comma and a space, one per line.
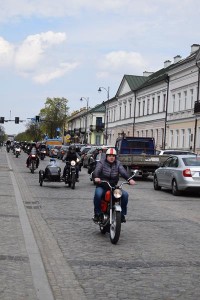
90, 123, 105, 132
194, 101, 200, 114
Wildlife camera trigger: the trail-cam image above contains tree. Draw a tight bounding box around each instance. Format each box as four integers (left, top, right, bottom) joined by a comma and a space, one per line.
0, 125, 6, 144
39, 97, 69, 139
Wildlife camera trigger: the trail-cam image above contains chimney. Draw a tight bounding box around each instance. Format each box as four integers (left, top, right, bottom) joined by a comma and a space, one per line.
174, 55, 182, 64
191, 44, 200, 53
143, 71, 154, 77
164, 60, 171, 68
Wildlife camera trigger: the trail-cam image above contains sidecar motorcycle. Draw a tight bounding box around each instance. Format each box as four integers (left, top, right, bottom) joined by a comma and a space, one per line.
39, 158, 62, 186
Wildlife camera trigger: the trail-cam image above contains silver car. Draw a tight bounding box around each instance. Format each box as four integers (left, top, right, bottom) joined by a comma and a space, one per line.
153, 154, 200, 195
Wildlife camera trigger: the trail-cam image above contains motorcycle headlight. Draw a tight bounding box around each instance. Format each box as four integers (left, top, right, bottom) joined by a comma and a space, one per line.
113, 189, 122, 199
71, 160, 76, 166
31, 155, 36, 157
76, 158, 80, 163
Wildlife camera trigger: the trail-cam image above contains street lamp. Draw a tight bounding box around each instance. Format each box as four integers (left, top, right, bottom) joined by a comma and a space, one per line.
98, 86, 110, 145
80, 97, 89, 144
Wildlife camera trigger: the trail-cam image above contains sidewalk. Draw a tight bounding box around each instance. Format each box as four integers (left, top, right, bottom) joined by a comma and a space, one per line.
0, 148, 87, 300
0, 148, 48, 300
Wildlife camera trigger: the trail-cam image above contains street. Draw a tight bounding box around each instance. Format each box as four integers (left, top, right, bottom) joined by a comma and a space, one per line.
1, 149, 200, 299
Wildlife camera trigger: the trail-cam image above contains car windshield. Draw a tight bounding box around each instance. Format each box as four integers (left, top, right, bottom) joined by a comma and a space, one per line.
182, 157, 200, 166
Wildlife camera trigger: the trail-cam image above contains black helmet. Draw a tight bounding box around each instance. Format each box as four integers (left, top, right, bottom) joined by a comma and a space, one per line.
69, 145, 76, 152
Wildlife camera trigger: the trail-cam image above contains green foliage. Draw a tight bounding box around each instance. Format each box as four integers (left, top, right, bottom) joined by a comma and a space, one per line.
39, 97, 69, 139
7, 97, 69, 141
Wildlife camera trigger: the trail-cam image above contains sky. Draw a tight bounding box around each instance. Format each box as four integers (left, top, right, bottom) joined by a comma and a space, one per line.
0, 0, 200, 135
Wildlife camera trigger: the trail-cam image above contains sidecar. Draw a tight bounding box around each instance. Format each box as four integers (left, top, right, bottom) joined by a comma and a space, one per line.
39, 159, 62, 186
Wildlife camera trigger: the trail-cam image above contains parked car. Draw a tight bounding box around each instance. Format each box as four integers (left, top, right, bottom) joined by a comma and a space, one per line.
49, 145, 62, 158
157, 149, 196, 155
153, 154, 200, 196
57, 145, 69, 160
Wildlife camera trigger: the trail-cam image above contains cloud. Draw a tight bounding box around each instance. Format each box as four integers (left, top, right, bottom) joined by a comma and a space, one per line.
15, 31, 66, 72
1, 0, 199, 21
0, 37, 14, 67
33, 62, 79, 84
97, 51, 147, 78
0, 31, 77, 83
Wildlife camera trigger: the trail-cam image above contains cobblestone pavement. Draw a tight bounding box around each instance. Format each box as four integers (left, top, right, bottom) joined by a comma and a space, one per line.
0, 150, 38, 299
2, 148, 200, 299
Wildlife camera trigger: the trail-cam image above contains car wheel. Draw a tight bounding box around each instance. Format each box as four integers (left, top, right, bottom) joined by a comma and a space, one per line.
172, 179, 181, 196
153, 175, 161, 190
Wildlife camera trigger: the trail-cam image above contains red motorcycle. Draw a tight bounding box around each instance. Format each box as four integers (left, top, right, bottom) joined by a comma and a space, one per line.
93, 176, 134, 244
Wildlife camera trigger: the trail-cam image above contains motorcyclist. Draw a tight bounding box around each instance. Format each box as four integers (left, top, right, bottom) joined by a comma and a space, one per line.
88, 147, 104, 175
62, 144, 81, 181
93, 148, 135, 223
26, 142, 39, 168
6, 140, 11, 152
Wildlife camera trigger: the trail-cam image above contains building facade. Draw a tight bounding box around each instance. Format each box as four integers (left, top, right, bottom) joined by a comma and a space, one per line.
67, 44, 200, 153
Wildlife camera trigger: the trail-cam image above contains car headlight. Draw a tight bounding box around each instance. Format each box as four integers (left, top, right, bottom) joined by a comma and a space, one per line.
71, 160, 76, 166
113, 189, 122, 198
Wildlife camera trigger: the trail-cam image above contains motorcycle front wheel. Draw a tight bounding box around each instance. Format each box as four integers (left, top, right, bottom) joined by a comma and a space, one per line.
110, 210, 121, 244
31, 161, 35, 173
71, 172, 76, 189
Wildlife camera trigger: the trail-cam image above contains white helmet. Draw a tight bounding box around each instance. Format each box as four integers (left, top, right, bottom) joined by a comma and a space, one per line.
106, 148, 117, 156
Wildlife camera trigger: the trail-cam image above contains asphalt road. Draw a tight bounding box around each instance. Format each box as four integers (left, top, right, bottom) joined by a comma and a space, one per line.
3, 149, 200, 299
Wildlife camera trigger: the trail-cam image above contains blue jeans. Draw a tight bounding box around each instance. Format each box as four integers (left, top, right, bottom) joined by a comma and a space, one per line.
93, 186, 128, 216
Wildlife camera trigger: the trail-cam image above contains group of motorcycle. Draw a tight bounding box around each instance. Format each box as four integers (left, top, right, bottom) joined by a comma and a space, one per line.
6, 139, 134, 244
6, 142, 21, 158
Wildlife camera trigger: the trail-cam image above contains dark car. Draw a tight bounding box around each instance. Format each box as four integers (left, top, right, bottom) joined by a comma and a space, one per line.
49, 145, 62, 158
79, 146, 92, 166
57, 145, 69, 160
82, 146, 99, 168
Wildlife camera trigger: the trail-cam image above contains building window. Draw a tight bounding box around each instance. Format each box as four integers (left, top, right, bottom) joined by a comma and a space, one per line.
187, 128, 192, 148
172, 94, 175, 112
184, 91, 187, 110
151, 129, 153, 138
163, 94, 166, 111
124, 104, 126, 119
137, 131, 139, 137
119, 106, 122, 120
170, 130, 174, 148
143, 100, 145, 116
147, 99, 150, 115
146, 130, 148, 137
138, 102, 141, 117
157, 95, 160, 113
181, 129, 185, 147
161, 128, 164, 148
178, 93, 181, 111
190, 89, 194, 109
155, 129, 158, 146
129, 102, 132, 118
152, 97, 155, 114
176, 129, 179, 147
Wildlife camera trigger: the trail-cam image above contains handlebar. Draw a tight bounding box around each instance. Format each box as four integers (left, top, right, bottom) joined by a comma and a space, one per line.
98, 175, 134, 189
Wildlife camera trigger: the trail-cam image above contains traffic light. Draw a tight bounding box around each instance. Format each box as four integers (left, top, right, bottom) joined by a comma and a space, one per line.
15, 117, 19, 124
0, 117, 4, 123
36, 115, 40, 122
